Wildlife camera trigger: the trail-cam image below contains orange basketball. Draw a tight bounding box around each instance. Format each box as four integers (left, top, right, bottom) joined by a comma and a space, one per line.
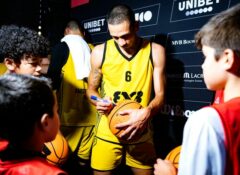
108, 100, 142, 139
165, 145, 181, 169
43, 132, 69, 167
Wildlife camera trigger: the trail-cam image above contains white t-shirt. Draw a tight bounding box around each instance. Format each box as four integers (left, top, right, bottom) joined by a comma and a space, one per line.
61, 35, 91, 80
178, 107, 226, 175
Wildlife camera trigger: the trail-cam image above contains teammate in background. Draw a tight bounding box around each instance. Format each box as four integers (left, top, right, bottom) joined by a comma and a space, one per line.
47, 20, 96, 174
154, 3, 240, 175
0, 25, 49, 76
0, 74, 67, 175
47, 20, 92, 89
87, 4, 165, 175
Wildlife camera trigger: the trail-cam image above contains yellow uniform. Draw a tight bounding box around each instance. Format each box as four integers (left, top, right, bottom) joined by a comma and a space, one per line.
0, 63, 7, 75
59, 53, 97, 160
91, 39, 156, 170
88, 43, 94, 51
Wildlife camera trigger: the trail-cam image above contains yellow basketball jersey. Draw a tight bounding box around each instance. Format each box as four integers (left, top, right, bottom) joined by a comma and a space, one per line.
101, 39, 153, 106
0, 63, 7, 75
96, 39, 153, 143
58, 53, 97, 126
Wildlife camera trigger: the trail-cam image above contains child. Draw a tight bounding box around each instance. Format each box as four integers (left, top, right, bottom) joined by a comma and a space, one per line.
0, 24, 49, 76
154, 3, 240, 175
0, 74, 67, 174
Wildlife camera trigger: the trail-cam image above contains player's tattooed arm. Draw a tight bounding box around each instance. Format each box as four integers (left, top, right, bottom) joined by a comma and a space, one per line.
92, 67, 102, 88
87, 44, 104, 105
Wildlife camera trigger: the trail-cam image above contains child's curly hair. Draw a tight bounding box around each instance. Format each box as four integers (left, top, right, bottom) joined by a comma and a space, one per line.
0, 25, 49, 63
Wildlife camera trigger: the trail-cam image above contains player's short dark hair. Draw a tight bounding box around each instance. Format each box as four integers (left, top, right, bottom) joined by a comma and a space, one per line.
107, 4, 135, 26
66, 19, 82, 32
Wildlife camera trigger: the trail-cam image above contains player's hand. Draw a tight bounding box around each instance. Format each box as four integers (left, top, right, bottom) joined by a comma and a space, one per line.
115, 107, 150, 140
96, 97, 114, 115
154, 159, 177, 175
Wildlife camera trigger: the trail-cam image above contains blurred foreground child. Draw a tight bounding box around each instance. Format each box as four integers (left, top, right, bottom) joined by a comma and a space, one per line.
0, 74, 67, 175
154, 3, 240, 175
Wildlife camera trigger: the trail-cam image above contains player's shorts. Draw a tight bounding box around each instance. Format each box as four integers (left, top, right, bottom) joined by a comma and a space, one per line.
61, 125, 95, 160
91, 136, 156, 170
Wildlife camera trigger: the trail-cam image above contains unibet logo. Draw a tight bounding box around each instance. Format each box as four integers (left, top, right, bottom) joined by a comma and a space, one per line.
170, 0, 229, 22
178, 0, 220, 16
178, 0, 220, 11
82, 16, 107, 34
135, 11, 153, 22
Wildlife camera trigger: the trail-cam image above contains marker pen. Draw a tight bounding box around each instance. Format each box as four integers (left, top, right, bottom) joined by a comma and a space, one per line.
90, 95, 116, 106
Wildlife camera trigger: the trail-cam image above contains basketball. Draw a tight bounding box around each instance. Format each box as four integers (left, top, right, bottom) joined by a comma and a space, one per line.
43, 132, 69, 167
108, 100, 142, 139
165, 145, 181, 169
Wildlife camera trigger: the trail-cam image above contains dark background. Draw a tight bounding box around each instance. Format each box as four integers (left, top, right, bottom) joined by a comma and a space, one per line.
0, 0, 239, 165
0, 0, 70, 47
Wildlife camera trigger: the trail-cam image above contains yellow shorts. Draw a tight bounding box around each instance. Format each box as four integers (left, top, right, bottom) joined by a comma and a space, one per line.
91, 136, 156, 170
61, 125, 95, 160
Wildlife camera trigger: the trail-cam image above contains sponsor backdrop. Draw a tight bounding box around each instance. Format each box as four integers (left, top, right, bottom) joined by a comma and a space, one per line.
71, 0, 239, 157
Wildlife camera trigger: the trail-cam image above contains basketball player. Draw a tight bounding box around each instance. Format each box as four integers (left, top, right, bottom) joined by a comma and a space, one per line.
47, 20, 96, 174
0, 74, 67, 175
87, 4, 165, 175
154, 3, 240, 175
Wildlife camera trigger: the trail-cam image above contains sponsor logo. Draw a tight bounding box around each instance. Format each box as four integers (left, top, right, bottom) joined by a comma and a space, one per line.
170, 0, 230, 22
161, 104, 195, 117
167, 71, 203, 83
166, 65, 205, 89
171, 39, 195, 46
82, 16, 107, 34
183, 72, 203, 79
184, 71, 204, 84
166, 29, 199, 54
161, 99, 212, 117
134, 3, 160, 27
